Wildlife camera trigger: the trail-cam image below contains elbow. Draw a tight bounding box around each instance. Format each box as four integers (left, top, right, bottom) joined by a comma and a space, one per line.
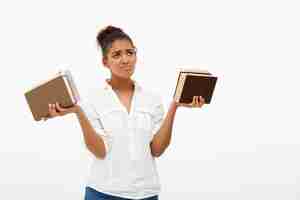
86, 145, 107, 160
150, 143, 168, 157
94, 150, 106, 159
152, 147, 167, 157
85, 135, 108, 159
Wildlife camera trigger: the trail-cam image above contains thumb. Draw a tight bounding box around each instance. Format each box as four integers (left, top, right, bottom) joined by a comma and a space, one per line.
55, 102, 68, 112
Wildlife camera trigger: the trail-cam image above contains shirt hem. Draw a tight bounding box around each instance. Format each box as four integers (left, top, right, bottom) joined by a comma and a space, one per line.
86, 184, 160, 199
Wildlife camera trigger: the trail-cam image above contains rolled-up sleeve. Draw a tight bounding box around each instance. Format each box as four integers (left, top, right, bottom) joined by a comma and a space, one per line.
79, 99, 112, 154
151, 95, 165, 138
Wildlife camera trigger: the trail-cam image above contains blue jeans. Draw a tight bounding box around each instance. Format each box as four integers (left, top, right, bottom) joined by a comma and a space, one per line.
84, 187, 159, 200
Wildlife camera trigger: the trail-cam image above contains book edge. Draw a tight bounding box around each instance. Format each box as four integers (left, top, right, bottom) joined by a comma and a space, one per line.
25, 71, 63, 94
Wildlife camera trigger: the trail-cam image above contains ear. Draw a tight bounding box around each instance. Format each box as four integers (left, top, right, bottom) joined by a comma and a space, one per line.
102, 57, 109, 68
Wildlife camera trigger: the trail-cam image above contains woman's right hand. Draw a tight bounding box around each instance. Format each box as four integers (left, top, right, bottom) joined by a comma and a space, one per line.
43, 102, 80, 121
174, 96, 205, 108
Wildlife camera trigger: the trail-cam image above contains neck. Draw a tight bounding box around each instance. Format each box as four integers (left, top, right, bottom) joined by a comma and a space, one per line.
107, 76, 134, 92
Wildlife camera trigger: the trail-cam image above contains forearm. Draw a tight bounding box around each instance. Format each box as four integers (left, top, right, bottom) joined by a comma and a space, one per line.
150, 102, 178, 157
75, 106, 106, 159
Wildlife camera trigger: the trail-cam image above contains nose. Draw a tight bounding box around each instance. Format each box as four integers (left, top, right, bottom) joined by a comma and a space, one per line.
120, 54, 130, 64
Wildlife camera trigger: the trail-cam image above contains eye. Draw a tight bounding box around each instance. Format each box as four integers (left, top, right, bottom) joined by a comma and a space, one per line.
112, 52, 121, 59
127, 49, 136, 56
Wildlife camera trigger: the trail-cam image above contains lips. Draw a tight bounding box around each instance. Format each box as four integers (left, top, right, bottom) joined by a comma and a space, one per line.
123, 67, 133, 71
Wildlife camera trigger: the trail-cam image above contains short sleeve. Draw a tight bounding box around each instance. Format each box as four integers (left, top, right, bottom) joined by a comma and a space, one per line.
78, 99, 112, 154
151, 95, 165, 138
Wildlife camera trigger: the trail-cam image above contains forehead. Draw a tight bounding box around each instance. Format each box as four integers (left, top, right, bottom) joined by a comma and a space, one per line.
109, 39, 134, 52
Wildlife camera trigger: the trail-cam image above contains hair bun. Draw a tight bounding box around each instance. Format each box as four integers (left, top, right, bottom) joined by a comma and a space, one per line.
98, 25, 124, 44
104, 26, 123, 34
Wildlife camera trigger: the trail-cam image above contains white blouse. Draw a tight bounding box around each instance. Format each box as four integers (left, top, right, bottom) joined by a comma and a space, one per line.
80, 79, 165, 199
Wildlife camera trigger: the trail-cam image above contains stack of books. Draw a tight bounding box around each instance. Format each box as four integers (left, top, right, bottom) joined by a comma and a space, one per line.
173, 68, 218, 104
24, 69, 80, 121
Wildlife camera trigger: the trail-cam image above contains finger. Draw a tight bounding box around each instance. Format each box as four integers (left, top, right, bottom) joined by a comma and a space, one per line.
48, 104, 53, 116
194, 96, 199, 107
191, 96, 197, 107
196, 96, 202, 107
49, 104, 59, 117
52, 103, 61, 115
195, 96, 199, 107
199, 96, 205, 107
200, 96, 205, 105
189, 96, 196, 107
188, 97, 194, 107
197, 96, 204, 107
48, 104, 56, 116
200, 96, 205, 103
55, 102, 67, 112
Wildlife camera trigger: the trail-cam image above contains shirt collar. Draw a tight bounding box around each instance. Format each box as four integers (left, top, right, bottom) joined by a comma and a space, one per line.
103, 78, 142, 92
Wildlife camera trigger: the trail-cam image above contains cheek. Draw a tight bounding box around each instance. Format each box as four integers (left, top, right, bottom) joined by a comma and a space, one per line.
109, 65, 130, 77
131, 56, 137, 64
107, 61, 120, 71
110, 66, 123, 74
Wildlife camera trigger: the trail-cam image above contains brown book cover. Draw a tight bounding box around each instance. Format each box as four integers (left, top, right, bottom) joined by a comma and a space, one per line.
173, 69, 218, 104
24, 70, 80, 121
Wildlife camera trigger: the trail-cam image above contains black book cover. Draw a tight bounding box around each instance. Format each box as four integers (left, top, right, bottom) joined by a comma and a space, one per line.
179, 74, 217, 104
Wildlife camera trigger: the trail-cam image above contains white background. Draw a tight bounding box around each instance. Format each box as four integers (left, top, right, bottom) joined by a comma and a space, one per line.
1, 0, 300, 199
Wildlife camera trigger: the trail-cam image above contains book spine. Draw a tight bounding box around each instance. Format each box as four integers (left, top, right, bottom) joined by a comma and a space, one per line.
177, 74, 186, 103
63, 76, 76, 104
62, 70, 81, 103
173, 71, 183, 100
174, 72, 187, 103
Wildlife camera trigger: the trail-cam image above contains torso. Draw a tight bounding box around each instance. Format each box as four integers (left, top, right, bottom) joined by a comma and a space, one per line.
85, 81, 163, 199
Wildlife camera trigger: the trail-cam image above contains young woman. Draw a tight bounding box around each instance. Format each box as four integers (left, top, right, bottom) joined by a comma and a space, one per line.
47, 26, 205, 200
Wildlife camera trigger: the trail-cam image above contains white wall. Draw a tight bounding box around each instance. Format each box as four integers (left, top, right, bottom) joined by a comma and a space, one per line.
1, 0, 300, 199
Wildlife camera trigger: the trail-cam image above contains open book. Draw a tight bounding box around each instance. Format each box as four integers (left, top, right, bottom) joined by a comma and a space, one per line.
24, 69, 80, 121
173, 68, 218, 104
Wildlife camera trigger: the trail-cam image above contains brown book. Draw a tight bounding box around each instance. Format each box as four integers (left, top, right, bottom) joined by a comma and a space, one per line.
173, 68, 218, 104
24, 70, 80, 121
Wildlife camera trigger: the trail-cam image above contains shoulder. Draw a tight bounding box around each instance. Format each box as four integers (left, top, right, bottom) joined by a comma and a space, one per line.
87, 87, 107, 100
79, 87, 109, 109
137, 87, 164, 108
137, 88, 165, 118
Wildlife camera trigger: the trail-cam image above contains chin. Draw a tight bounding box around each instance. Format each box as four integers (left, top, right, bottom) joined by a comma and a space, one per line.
118, 73, 134, 80
123, 71, 134, 78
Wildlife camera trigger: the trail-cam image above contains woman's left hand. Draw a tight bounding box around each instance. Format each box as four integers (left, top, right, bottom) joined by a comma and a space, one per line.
174, 96, 205, 108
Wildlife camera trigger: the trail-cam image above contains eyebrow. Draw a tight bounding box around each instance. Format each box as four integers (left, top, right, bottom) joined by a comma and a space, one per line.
111, 48, 135, 54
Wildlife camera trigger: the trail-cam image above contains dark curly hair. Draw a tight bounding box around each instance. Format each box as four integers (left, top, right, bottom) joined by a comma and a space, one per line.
96, 25, 134, 57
